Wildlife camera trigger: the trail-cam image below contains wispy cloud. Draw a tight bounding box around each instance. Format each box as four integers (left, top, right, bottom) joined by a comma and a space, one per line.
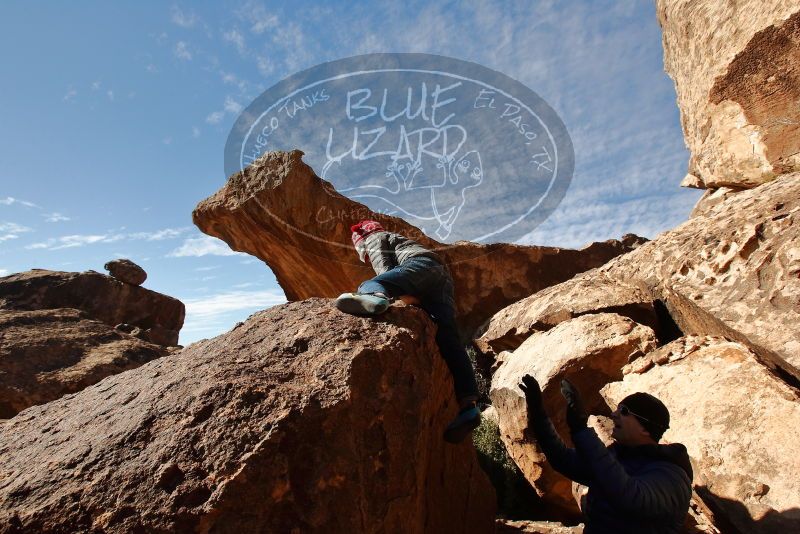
181, 289, 286, 344
62, 88, 77, 102
168, 235, 246, 257
206, 96, 243, 126
27, 234, 107, 250
0, 197, 39, 208
223, 96, 243, 114
184, 289, 285, 318
285, 0, 698, 246
180, 288, 287, 343
223, 28, 247, 54
241, 1, 278, 34
129, 227, 191, 241
26, 227, 191, 250
45, 212, 70, 223
205, 111, 224, 124
171, 5, 199, 28
256, 55, 273, 76
192, 126, 201, 138
174, 41, 192, 61
0, 222, 33, 242
220, 71, 248, 91
0, 269, 8, 276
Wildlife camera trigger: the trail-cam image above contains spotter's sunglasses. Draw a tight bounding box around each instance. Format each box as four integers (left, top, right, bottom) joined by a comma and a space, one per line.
618, 404, 654, 425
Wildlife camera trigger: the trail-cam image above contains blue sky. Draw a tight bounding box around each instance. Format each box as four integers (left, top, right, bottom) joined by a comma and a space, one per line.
0, 0, 702, 345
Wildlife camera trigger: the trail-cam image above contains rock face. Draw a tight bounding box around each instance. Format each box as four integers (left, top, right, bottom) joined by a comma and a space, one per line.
489, 314, 657, 510
496, 519, 583, 533
0, 269, 184, 346
603, 336, 800, 534
193, 150, 642, 337
480, 172, 800, 383
0, 308, 167, 419
104, 258, 147, 286
689, 187, 743, 218
0, 269, 185, 417
657, 0, 800, 189
0, 299, 495, 533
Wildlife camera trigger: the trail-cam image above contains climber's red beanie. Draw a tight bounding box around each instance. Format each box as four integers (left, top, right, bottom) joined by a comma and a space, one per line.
350, 220, 384, 247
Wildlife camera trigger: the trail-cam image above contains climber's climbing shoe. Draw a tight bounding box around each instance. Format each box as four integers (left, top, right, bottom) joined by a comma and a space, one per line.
443, 405, 481, 444
335, 292, 392, 316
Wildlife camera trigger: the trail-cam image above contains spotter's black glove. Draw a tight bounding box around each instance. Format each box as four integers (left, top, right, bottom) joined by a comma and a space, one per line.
519, 374, 546, 422
560, 379, 588, 433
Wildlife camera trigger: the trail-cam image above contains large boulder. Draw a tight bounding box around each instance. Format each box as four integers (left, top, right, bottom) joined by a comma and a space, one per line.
476, 272, 659, 359
0, 308, 168, 419
490, 313, 657, 511
0, 299, 495, 533
657, 0, 800, 189
602, 336, 800, 533
104, 258, 147, 286
0, 269, 184, 346
193, 150, 642, 337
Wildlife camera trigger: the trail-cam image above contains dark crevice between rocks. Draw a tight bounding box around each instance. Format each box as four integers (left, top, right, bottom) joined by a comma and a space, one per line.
468, 344, 494, 405
653, 300, 684, 346
659, 289, 800, 393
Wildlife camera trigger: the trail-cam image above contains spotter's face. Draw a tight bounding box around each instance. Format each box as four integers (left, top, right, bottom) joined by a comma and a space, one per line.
611, 405, 652, 445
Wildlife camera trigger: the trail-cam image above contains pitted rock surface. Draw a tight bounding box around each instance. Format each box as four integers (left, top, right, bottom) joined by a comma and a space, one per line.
476, 272, 658, 359
480, 172, 800, 382
192, 150, 642, 337
0, 299, 495, 533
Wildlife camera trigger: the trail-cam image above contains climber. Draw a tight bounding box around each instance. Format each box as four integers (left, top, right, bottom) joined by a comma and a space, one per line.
519, 375, 692, 533
335, 220, 481, 443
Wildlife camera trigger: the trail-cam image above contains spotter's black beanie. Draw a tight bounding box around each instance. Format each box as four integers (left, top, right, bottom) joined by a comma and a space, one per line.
620, 392, 670, 441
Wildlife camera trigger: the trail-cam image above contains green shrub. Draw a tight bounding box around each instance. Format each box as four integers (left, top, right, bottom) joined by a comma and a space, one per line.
472, 415, 541, 518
